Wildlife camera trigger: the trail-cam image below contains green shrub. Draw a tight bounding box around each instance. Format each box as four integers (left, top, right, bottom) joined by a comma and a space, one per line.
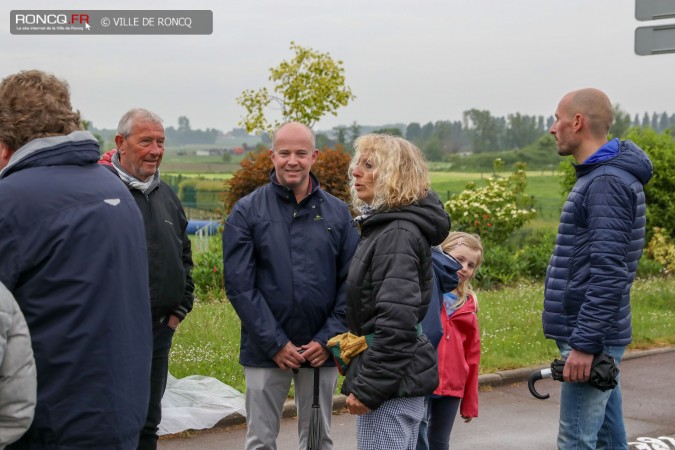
637, 256, 665, 279
474, 229, 555, 290
623, 128, 675, 241
192, 236, 225, 301
513, 230, 556, 279
647, 227, 675, 273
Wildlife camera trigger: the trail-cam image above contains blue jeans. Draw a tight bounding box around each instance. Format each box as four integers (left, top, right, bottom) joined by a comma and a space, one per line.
556, 341, 627, 450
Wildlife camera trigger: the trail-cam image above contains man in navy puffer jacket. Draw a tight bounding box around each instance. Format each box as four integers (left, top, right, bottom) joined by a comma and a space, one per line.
543, 88, 652, 450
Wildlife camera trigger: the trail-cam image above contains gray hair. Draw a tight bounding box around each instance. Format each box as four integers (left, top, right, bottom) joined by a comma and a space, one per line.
117, 108, 163, 137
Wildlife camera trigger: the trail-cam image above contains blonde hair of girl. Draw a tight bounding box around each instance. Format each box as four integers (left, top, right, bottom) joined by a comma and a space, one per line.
439, 231, 483, 310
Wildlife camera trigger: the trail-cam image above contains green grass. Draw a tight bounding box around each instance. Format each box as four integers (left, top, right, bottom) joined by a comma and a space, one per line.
169, 276, 675, 394
170, 300, 244, 392
478, 277, 675, 372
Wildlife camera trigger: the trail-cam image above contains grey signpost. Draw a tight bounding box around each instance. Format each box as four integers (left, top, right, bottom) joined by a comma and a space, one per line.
635, 0, 675, 55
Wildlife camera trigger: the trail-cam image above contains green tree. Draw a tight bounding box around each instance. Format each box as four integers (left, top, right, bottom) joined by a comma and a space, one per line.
642, 112, 650, 128
423, 136, 444, 161
81, 119, 105, 150
372, 127, 402, 136
463, 109, 500, 152
316, 132, 334, 149
178, 116, 191, 132
506, 113, 542, 149
421, 122, 434, 140
406, 122, 422, 141
659, 112, 669, 132
624, 127, 675, 240
237, 41, 355, 133
348, 121, 361, 144
610, 105, 631, 139
333, 125, 348, 145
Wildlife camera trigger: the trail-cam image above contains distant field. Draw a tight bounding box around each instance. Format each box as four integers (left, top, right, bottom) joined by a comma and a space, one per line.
167, 169, 564, 230
160, 162, 240, 173
164, 172, 232, 180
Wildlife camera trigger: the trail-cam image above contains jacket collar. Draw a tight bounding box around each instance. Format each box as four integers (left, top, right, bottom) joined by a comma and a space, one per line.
0, 131, 98, 179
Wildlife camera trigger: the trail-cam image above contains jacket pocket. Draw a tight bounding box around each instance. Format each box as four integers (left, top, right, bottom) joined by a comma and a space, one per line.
397, 337, 438, 397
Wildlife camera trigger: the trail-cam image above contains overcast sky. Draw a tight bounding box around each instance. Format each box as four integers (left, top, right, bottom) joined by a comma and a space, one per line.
3, 0, 675, 133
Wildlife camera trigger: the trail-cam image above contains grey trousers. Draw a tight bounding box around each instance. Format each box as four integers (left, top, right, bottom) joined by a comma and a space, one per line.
244, 366, 338, 450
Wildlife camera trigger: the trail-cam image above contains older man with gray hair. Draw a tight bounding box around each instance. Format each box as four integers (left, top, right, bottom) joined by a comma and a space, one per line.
100, 108, 195, 450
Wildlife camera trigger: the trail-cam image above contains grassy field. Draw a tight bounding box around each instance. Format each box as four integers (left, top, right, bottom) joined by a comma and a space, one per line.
169, 276, 675, 395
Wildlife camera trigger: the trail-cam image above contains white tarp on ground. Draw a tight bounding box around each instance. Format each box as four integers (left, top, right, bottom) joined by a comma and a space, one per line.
158, 373, 246, 436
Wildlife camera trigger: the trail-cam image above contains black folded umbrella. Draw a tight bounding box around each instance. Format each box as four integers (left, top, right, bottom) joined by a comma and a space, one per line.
528, 352, 619, 400
307, 366, 323, 450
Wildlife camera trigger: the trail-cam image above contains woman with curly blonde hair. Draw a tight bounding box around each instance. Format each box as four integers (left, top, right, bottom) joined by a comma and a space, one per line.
341, 134, 450, 450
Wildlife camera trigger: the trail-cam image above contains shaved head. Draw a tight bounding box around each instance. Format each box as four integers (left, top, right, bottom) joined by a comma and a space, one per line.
562, 88, 613, 138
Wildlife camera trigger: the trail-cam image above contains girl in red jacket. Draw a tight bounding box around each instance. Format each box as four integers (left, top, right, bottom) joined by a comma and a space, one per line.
427, 232, 483, 450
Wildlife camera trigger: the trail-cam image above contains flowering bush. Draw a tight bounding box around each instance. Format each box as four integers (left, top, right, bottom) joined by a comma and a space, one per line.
445, 161, 536, 243
647, 227, 675, 274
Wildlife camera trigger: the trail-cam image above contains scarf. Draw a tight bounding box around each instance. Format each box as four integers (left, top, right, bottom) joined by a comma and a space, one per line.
354, 204, 376, 224
110, 151, 160, 194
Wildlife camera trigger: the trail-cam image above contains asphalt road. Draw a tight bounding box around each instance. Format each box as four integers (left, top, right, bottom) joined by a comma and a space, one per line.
159, 348, 675, 449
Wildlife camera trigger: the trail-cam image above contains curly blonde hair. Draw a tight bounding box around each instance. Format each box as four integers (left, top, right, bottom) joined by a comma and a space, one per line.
440, 232, 483, 309
0, 70, 81, 151
349, 134, 430, 210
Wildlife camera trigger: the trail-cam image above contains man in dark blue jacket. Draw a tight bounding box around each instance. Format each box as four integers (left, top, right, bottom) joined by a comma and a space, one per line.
544, 88, 653, 450
222, 122, 359, 450
0, 70, 152, 449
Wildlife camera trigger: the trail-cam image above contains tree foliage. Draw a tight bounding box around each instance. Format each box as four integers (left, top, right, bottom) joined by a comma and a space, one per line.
372, 127, 402, 136
505, 113, 541, 149
224, 146, 352, 214
312, 146, 353, 204
463, 109, 502, 153
223, 150, 272, 213
237, 42, 355, 134
624, 127, 675, 240
610, 104, 631, 139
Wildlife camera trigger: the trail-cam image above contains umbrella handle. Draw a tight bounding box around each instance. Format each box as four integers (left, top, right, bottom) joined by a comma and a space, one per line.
528, 368, 552, 400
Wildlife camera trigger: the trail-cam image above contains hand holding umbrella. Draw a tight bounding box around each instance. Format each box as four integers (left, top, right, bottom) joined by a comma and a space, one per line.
528, 353, 619, 400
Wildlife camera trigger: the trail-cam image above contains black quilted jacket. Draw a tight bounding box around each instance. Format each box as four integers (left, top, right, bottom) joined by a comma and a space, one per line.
341, 191, 450, 410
